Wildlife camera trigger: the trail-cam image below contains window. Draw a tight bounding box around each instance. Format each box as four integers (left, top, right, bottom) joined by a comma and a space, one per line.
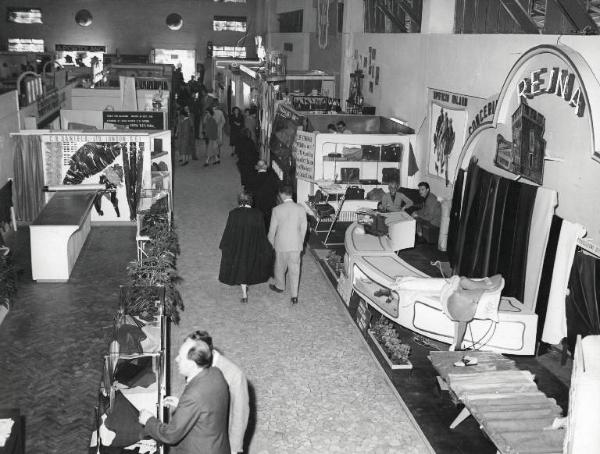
7, 7, 42, 24
213, 15, 247, 32
212, 45, 246, 58
8, 38, 44, 52
278, 10, 303, 32
363, 0, 421, 33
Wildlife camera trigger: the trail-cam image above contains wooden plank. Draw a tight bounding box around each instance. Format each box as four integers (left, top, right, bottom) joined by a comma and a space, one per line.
499, 0, 541, 33
495, 429, 564, 453
480, 417, 558, 432
464, 393, 551, 406
475, 407, 562, 421
470, 401, 562, 413
544, 0, 569, 33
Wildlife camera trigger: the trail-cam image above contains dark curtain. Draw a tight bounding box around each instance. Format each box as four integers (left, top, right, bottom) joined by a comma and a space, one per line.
447, 167, 464, 267
0, 180, 13, 225
566, 248, 600, 352
535, 215, 563, 340
12, 135, 45, 222
454, 158, 538, 301
497, 181, 537, 301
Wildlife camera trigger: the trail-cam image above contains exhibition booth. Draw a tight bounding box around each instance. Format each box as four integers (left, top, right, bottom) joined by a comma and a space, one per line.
336, 44, 600, 362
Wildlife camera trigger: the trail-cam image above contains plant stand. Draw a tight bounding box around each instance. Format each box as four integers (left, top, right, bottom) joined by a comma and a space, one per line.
368, 329, 413, 370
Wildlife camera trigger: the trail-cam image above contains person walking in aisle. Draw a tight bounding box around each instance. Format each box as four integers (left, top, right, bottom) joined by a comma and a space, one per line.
235, 129, 259, 190
246, 160, 279, 230
176, 107, 195, 165
139, 335, 230, 454
219, 191, 273, 303
229, 106, 245, 156
189, 331, 250, 454
209, 95, 227, 159
203, 107, 220, 166
267, 185, 308, 305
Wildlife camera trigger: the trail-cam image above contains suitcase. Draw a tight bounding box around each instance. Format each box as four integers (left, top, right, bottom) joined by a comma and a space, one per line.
382, 168, 400, 184
345, 186, 365, 200
362, 145, 380, 161
315, 203, 335, 217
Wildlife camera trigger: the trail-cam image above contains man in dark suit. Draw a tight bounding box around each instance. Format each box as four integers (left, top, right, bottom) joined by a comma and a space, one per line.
268, 185, 308, 305
247, 160, 279, 229
139, 335, 230, 454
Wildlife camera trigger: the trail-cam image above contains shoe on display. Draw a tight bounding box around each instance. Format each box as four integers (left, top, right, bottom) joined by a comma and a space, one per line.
269, 284, 284, 293
203, 162, 210, 167
241, 297, 248, 304
291, 297, 298, 305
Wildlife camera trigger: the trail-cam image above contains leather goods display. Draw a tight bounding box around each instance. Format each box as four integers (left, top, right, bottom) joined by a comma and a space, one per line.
340, 167, 360, 183
361, 145, 380, 161
345, 186, 365, 200
104, 390, 143, 447
315, 203, 335, 218
364, 214, 389, 237
113, 355, 155, 388
341, 146, 363, 160
367, 188, 385, 201
381, 143, 403, 162
382, 168, 400, 184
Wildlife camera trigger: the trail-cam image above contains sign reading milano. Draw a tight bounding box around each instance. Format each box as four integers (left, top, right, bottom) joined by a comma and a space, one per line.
102, 111, 164, 130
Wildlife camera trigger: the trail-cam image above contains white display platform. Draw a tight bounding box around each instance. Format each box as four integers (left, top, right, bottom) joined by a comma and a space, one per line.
338, 222, 538, 355
30, 191, 96, 282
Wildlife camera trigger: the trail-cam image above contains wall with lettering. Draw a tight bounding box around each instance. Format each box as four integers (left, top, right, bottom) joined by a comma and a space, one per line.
343, 33, 600, 201
292, 131, 316, 181
0, 0, 258, 58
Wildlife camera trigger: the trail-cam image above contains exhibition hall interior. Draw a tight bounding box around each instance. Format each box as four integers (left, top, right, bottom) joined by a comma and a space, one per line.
1, 0, 600, 453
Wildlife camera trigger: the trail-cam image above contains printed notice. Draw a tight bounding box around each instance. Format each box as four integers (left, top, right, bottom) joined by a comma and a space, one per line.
103, 111, 164, 130
292, 131, 316, 181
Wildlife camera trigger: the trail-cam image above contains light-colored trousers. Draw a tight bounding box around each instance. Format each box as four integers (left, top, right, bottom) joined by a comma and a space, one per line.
273, 251, 301, 297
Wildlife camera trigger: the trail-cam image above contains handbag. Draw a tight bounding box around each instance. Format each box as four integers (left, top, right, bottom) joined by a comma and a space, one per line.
345, 186, 365, 200
361, 145, 380, 161
381, 144, 403, 161
315, 203, 335, 217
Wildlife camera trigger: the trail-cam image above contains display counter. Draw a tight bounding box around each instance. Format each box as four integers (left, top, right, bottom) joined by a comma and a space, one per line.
338, 222, 539, 355
30, 191, 96, 282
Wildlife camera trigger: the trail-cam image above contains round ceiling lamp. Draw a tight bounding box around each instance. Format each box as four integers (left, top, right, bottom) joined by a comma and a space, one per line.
75, 9, 93, 27
166, 13, 183, 31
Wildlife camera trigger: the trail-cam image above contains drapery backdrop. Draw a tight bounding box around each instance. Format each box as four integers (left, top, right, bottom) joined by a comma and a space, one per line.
12, 135, 44, 222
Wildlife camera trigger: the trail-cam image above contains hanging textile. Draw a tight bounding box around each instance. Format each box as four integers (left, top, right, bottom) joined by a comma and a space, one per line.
11, 135, 45, 222
408, 142, 419, 177
122, 143, 143, 221
446, 167, 464, 267
496, 180, 537, 301
523, 188, 558, 309
541, 220, 586, 345
0, 180, 13, 227
535, 215, 563, 340
566, 248, 600, 352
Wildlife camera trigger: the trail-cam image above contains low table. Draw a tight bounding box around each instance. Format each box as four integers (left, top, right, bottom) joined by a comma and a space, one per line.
429, 351, 564, 454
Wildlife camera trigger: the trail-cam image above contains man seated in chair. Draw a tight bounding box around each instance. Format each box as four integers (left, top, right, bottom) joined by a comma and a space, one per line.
379, 180, 413, 213
411, 181, 441, 242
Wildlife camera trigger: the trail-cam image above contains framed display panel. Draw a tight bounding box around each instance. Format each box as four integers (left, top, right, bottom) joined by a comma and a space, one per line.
37, 130, 172, 222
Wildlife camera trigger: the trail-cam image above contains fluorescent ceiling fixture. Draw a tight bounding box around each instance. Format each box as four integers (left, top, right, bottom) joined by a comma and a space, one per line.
7, 8, 42, 24
8, 38, 44, 52
213, 17, 247, 32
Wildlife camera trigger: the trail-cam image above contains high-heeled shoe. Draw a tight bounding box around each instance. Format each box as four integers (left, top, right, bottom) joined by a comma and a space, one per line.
241, 297, 248, 304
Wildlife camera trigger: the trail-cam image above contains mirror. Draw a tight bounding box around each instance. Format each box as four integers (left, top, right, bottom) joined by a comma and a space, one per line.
75, 9, 93, 27
166, 13, 183, 31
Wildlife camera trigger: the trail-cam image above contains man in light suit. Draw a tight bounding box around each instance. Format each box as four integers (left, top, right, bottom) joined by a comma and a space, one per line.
268, 185, 308, 304
139, 335, 230, 454
191, 330, 250, 454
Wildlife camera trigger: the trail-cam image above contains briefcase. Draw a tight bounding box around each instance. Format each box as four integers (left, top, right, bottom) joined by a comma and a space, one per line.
361, 145, 380, 161
345, 186, 365, 200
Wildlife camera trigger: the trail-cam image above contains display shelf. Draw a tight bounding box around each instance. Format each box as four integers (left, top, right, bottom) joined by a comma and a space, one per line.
151, 151, 168, 160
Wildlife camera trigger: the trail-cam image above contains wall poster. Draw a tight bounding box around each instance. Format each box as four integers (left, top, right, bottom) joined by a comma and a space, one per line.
428, 88, 485, 186
42, 134, 151, 222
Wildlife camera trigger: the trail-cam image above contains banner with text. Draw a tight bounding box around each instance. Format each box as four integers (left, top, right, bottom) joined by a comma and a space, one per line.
103, 111, 164, 130
292, 131, 316, 181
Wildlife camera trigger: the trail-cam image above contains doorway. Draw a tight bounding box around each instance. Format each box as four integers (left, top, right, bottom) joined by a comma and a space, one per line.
151, 49, 196, 81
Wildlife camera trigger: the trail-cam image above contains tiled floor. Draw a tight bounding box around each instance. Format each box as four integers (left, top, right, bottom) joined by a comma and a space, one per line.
0, 144, 433, 453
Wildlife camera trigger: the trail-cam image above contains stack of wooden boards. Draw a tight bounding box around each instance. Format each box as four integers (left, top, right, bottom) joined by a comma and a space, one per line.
429, 351, 564, 454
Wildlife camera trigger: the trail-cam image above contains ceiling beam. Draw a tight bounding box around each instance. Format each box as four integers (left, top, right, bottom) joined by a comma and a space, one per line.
549, 0, 600, 33
375, 0, 407, 32
499, 0, 541, 33
397, 0, 422, 25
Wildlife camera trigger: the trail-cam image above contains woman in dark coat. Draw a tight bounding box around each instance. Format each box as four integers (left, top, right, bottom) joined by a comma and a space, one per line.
235, 128, 259, 189
229, 106, 245, 149
219, 191, 273, 303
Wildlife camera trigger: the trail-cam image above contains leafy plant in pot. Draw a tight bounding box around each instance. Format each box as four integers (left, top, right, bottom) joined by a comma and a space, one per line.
0, 252, 17, 308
